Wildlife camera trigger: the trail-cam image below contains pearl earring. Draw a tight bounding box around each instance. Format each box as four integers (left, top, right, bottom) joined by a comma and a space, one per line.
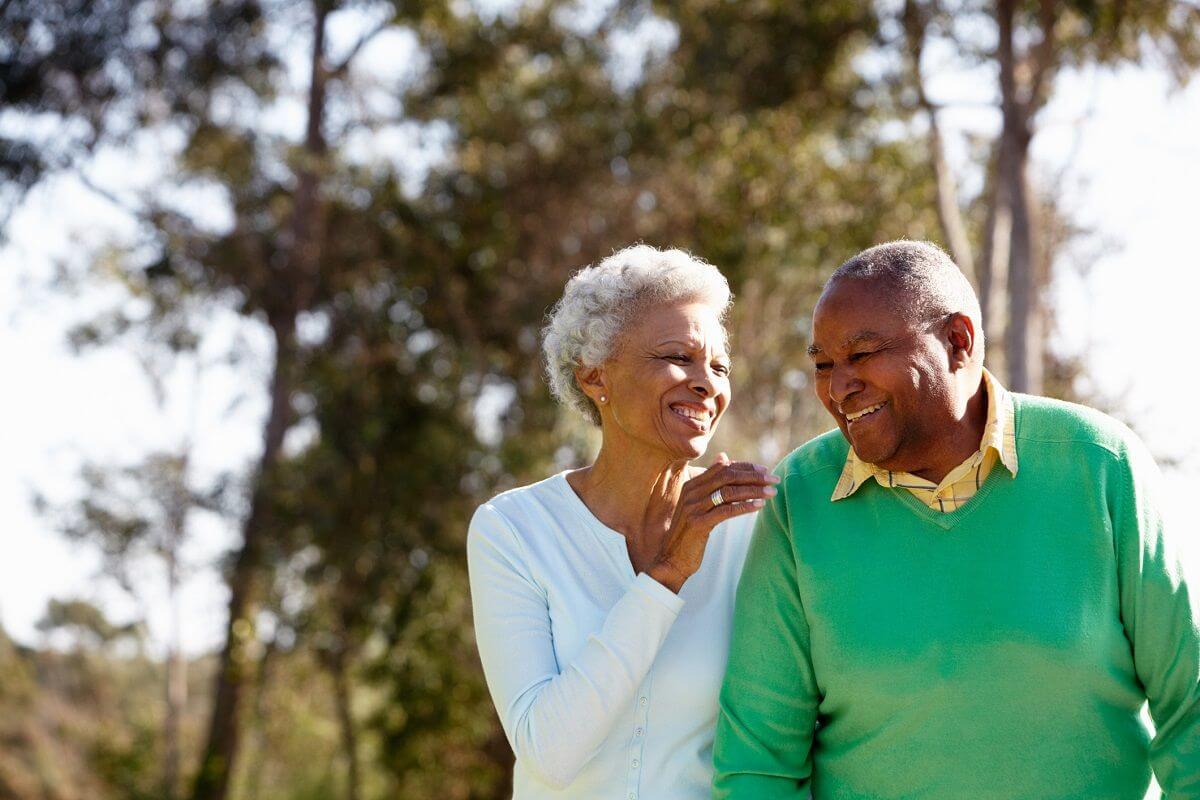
599, 395, 607, 403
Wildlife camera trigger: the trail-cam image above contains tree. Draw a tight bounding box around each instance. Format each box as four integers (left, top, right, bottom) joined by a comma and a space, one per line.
18, 1, 1182, 797
37, 599, 143, 652
895, 0, 1200, 392
37, 448, 221, 800
0, 0, 275, 223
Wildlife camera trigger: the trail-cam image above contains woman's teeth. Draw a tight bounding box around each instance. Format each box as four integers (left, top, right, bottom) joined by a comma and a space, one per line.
672, 406, 709, 426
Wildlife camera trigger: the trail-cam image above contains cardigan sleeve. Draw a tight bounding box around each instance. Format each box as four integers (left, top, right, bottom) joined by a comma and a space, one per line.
712, 471, 817, 798
466, 503, 684, 789
1111, 438, 1200, 797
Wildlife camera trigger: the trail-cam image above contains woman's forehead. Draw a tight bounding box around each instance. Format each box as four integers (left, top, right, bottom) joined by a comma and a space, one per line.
623, 301, 729, 352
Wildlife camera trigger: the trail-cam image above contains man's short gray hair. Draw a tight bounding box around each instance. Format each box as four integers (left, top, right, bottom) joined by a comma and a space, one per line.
827, 240, 983, 335
542, 244, 732, 425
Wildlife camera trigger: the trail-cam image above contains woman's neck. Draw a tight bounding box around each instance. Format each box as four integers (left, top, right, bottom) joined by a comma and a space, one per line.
567, 440, 695, 542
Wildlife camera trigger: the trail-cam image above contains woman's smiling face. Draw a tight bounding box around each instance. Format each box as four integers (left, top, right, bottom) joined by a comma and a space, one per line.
589, 300, 732, 461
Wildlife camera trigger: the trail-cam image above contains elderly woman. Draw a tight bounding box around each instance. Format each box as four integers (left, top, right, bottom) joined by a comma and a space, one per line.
467, 244, 778, 798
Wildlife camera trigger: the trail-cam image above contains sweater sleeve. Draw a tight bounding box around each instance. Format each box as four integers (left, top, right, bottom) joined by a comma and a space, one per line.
1111, 439, 1200, 797
466, 503, 684, 789
712, 473, 817, 798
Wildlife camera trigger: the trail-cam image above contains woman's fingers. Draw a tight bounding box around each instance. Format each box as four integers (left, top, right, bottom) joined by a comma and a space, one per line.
686, 479, 774, 531
711, 483, 776, 505
689, 461, 779, 501
700, 495, 767, 524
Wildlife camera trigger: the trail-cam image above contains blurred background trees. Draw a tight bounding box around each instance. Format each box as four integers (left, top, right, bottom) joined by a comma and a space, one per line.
2, 0, 1197, 798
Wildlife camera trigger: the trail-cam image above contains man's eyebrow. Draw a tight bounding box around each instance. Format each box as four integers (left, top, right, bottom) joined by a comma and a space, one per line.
807, 332, 887, 358
844, 331, 885, 349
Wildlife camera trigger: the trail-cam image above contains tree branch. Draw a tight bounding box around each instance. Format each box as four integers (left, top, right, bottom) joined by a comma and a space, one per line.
1026, 0, 1058, 112
902, 0, 976, 283
330, 17, 394, 79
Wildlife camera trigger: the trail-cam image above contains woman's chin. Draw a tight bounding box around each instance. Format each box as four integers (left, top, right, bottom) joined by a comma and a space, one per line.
676, 433, 712, 460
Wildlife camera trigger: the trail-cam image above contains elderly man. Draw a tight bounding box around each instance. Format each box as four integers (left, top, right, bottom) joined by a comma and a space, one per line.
713, 241, 1200, 799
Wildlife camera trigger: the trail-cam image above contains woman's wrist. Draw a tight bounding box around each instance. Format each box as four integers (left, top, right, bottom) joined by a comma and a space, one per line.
646, 558, 690, 594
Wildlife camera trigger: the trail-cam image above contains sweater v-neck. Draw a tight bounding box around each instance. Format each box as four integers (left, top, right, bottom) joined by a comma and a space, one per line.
882, 458, 1013, 530
852, 394, 1026, 531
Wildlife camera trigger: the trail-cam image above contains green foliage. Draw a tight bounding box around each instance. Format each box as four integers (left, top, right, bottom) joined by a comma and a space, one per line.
7, 1, 1197, 798
370, 562, 510, 799
36, 599, 143, 650
89, 719, 162, 800
0, 0, 276, 219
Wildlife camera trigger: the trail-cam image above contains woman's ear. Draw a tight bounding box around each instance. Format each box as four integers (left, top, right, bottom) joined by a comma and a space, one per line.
575, 365, 609, 407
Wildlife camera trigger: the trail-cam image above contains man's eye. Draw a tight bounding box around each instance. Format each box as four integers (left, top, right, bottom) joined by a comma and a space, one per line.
813, 362, 832, 373
849, 351, 873, 363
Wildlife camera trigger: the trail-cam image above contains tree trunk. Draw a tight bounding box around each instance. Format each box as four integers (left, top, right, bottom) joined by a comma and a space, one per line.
164, 535, 186, 800
189, 324, 297, 800
189, 4, 330, 798
242, 631, 280, 800
997, 0, 1043, 394
979, 151, 1012, 380
902, 0, 976, 286
329, 646, 362, 800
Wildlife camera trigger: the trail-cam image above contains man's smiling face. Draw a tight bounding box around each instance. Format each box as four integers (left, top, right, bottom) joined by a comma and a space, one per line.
808, 277, 957, 473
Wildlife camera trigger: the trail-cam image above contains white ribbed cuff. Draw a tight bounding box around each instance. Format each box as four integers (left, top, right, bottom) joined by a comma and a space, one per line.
631, 571, 686, 615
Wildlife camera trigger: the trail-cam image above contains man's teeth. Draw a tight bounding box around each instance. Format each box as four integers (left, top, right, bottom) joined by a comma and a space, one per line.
846, 402, 885, 422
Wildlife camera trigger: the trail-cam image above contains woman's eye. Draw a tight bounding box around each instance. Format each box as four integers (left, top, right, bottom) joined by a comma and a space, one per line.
666, 354, 690, 363
713, 363, 730, 376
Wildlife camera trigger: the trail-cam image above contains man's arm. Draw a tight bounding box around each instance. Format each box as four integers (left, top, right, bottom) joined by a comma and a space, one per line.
1112, 438, 1200, 797
713, 472, 819, 798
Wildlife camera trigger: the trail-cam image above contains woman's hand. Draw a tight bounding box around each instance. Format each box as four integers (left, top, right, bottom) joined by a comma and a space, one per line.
647, 453, 780, 593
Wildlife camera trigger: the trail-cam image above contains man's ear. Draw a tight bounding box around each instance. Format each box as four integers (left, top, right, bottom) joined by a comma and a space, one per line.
575, 365, 608, 408
945, 313, 978, 370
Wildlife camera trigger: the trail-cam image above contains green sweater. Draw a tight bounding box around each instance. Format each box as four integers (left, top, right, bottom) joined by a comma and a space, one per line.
713, 395, 1200, 799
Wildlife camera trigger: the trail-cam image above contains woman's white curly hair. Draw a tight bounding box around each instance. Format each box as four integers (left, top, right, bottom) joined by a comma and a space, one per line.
542, 244, 732, 426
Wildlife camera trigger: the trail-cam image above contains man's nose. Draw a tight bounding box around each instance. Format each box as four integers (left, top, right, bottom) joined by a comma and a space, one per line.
827, 366, 862, 406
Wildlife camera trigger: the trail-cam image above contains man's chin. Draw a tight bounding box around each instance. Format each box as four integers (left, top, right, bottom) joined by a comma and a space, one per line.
846, 434, 896, 466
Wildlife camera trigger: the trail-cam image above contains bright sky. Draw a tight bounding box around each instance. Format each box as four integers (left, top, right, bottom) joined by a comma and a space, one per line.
2, 51, 1198, 658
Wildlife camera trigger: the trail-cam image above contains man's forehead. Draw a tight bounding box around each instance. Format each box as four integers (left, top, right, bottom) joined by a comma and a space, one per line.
816, 289, 907, 340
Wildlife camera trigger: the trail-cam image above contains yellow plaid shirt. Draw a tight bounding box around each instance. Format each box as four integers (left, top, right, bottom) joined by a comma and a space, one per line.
831, 369, 1018, 512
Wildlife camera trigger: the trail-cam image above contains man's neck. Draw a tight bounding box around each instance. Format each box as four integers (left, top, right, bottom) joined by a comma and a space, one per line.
905, 370, 989, 485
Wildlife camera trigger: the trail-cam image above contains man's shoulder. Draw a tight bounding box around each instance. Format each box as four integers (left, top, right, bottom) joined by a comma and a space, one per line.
1013, 393, 1141, 460
775, 428, 850, 479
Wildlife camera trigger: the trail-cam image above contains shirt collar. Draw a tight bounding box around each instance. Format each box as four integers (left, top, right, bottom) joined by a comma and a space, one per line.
830, 368, 1018, 502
